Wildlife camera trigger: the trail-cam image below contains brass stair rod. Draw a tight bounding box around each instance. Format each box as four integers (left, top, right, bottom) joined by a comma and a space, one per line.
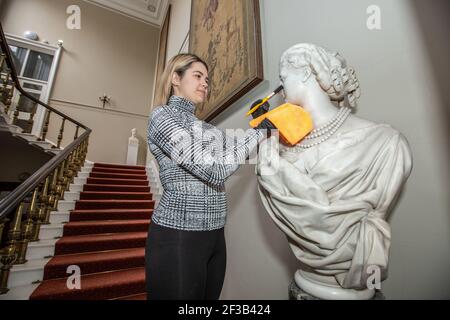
39, 110, 51, 142
16, 188, 40, 264
56, 118, 66, 149
66, 150, 76, 188
54, 161, 65, 209
44, 168, 59, 224
61, 158, 70, 197
33, 177, 50, 240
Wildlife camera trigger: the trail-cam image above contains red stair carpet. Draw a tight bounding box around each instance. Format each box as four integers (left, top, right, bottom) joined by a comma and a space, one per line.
29, 163, 155, 300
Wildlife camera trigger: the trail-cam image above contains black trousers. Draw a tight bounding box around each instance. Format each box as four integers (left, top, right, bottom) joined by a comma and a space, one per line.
145, 222, 226, 300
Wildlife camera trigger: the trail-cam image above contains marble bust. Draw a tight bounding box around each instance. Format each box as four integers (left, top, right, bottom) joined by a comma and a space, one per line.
127, 128, 139, 165
129, 128, 139, 145
256, 43, 413, 299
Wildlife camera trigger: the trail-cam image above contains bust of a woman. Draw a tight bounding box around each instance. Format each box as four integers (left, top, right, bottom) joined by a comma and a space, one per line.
256, 43, 413, 300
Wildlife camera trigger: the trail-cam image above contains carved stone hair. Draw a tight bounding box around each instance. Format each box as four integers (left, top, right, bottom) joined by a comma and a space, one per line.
280, 43, 361, 107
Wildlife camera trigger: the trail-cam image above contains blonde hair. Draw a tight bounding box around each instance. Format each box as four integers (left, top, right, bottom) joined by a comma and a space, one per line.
153, 53, 209, 107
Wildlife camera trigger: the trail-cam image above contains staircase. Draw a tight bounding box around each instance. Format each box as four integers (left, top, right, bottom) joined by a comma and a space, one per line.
1, 162, 162, 300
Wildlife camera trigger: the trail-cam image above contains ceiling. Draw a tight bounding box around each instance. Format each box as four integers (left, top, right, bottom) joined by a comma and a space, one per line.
83, 0, 170, 27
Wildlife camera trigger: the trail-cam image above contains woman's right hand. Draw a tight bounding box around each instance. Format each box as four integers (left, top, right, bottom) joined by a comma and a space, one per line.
250, 100, 270, 119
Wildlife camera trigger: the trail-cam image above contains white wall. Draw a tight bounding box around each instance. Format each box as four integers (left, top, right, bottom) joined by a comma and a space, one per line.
166, 0, 191, 61
2, 0, 159, 165
161, 0, 450, 299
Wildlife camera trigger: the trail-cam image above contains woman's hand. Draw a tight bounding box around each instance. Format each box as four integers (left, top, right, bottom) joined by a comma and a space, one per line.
250, 100, 271, 119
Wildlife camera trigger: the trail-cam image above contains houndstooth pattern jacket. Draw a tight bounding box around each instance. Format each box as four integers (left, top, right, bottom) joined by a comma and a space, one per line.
147, 96, 264, 231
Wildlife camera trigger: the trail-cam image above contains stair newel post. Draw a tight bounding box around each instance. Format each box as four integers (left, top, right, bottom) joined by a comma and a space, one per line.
45, 167, 59, 224
33, 177, 50, 240
55, 117, 66, 149
39, 110, 51, 142
16, 188, 39, 264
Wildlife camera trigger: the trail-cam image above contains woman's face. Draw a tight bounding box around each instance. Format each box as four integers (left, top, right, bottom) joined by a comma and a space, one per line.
172, 62, 209, 105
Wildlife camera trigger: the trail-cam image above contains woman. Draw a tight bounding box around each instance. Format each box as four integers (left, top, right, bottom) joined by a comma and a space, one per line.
146, 54, 267, 300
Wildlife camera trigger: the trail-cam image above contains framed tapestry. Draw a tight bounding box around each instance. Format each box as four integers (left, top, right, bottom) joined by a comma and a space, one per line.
189, 0, 263, 121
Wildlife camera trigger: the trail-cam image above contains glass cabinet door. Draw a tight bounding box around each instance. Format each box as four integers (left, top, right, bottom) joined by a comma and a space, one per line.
8, 45, 54, 82
8, 45, 27, 73
23, 51, 54, 81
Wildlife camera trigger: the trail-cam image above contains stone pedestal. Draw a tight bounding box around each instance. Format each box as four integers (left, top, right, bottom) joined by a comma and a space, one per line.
127, 129, 139, 165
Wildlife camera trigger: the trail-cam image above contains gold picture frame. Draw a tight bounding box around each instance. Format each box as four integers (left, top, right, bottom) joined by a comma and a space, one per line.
189, 0, 263, 121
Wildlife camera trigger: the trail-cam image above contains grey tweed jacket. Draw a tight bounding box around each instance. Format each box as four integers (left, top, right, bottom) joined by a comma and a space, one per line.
147, 95, 264, 231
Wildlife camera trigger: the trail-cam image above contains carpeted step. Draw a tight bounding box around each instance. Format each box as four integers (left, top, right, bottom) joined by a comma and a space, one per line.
43, 248, 145, 280
79, 191, 152, 201
30, 267, 145, 300
75, 200, 155, 210
112, 293, 147, 300
63, 219, 151, 236
89, 172, 148, 180
94, 163, 146, 170
54, 232, 148, 255
91, 167, 146, 175
87, 177, 149, 186
69, 209, 153, 222
83, 184, 151, 193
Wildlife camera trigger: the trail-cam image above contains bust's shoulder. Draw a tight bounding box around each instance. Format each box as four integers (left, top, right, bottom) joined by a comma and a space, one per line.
337, 115, 411, 153
344, 115, 405, 138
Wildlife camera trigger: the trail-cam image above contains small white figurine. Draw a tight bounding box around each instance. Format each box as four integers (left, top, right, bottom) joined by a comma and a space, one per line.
256, 43, 413, 300
127, 128, 139, 165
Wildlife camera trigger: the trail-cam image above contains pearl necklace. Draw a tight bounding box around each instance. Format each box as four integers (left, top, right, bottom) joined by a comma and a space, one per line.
305, 107, 349, 140
292, 107, 351, 150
